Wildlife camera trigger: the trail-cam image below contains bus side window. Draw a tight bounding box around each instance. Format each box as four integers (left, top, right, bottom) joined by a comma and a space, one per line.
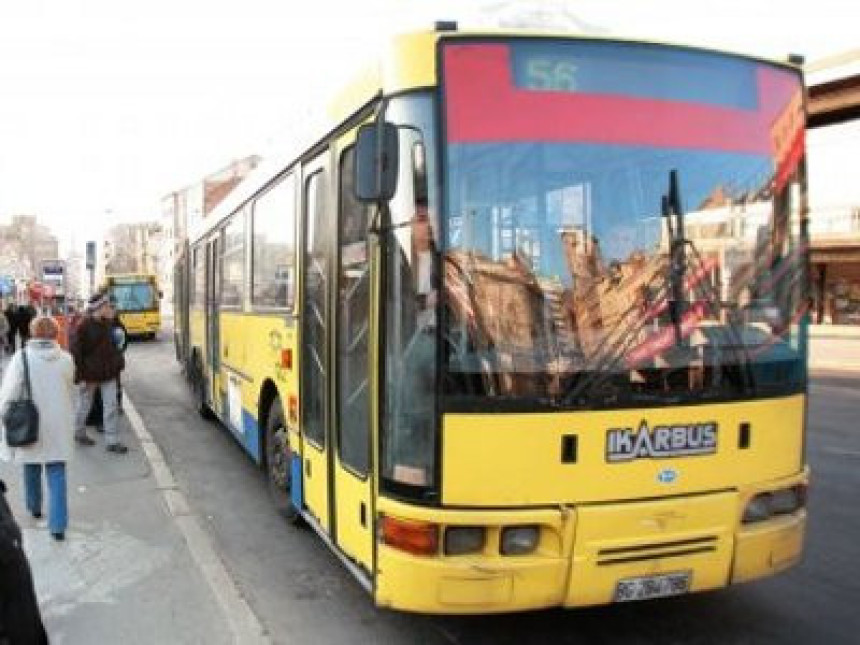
252, 173, 296, 310
221, 209, 246, 308
192, 246, 204, 307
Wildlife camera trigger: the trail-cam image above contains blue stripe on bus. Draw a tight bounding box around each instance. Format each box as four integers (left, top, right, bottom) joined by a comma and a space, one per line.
242, 409, 262, 464
223, 404, 263, 464
291, 454, 303, 510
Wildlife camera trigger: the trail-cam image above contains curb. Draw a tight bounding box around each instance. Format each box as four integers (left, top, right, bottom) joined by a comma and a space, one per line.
123, 396, 271, 644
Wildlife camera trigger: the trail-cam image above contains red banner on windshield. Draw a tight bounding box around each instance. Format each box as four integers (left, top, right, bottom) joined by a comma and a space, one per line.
443, 43, 799, 155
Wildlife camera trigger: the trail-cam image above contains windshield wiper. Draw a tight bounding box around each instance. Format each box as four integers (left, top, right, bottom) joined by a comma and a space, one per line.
663, 169, 687, 348
559, 169, 759, 407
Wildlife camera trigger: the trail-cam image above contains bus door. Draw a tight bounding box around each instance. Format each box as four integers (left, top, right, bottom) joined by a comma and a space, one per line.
300, 153, 332, 532
205, 233, 222, 412
331, 140, 374, 573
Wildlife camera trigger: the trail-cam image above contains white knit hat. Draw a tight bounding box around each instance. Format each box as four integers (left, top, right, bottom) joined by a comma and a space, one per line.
86, 293, 110, 313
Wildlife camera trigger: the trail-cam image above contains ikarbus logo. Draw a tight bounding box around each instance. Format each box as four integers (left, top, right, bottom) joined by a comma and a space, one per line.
606, 420, 718, 462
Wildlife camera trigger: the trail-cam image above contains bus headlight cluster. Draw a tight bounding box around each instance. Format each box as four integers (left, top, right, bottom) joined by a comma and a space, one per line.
383, 519, 543, 557
444, 527, 486, 555
500, 525, 540, 556
742, 485, 806, 524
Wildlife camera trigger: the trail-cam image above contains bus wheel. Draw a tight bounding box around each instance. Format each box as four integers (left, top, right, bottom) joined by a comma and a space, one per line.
265, 399, 300, 524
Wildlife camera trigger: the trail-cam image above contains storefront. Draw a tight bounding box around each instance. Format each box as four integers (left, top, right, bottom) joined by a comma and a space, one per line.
812, 244, 860, 324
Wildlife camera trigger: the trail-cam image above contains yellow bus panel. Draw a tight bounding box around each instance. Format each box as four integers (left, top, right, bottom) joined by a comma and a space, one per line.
441, 394, 804, 506
216, 312, 299, 464
119, 310, 161, 336
374, 468, 806, 613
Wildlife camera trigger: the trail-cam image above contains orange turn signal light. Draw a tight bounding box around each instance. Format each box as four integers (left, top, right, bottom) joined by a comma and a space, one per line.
288, 395, 298, 423
280, 348, 292, 370
379, 515, 439, 556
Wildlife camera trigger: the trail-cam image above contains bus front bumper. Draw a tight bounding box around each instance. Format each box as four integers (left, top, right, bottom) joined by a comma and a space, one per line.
374, 473, 807, 613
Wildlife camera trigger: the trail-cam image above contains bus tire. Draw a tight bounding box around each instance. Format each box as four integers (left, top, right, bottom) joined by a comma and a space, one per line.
265, 399, 300, 524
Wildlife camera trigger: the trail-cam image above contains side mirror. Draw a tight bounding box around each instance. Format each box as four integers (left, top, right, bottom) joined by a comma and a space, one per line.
355, 122, 399, 202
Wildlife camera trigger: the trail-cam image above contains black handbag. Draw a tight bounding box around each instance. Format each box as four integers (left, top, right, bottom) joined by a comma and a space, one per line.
3, 349, 39, 448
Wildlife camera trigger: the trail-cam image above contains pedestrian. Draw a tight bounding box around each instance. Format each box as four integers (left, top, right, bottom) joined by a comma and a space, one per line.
0, 308, 9, 357
0, 479, 49, 643
2, 302, 17, 354
0, 315, 75, 542
85, 313, 128, 433
70, 293, 127, 453
16, 301, 37, 347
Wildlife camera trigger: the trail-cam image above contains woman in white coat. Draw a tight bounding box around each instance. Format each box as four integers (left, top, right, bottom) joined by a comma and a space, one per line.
0, 316, 75, 541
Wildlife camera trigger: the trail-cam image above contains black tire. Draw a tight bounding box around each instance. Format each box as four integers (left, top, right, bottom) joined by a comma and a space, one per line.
265, 399, 300, 524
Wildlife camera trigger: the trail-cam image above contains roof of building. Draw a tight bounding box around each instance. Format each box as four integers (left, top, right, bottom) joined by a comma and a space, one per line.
806, 50, 860, 128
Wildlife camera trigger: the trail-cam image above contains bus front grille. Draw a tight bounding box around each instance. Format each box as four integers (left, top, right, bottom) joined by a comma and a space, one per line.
596, 536, 719, 566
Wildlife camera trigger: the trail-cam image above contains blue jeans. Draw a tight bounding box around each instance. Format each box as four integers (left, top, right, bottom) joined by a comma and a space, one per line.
24, 462, 68, 535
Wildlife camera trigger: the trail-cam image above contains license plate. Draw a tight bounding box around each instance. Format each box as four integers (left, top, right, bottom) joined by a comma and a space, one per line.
613, 571, 691, 602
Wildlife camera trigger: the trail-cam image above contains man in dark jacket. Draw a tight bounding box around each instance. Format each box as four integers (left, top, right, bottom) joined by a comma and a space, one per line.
15, 301, 37, 346
3, 303, 17, 353
70, 293, 127, 454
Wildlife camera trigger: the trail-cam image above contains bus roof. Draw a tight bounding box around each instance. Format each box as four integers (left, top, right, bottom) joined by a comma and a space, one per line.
105, 273, 158, 283
187, 28, 802, 246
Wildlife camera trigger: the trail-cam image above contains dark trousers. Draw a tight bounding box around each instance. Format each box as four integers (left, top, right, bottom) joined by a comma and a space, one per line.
0, 483, 48, 644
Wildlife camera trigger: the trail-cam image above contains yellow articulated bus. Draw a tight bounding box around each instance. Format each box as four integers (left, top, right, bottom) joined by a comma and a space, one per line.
174, 26, 810, 613
104, 273, 162, 339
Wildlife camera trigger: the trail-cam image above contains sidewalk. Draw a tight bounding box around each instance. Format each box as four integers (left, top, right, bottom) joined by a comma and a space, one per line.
0, 361, 246, 643
809, 325, 860, 372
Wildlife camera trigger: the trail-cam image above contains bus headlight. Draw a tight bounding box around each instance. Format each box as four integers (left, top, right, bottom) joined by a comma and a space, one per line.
742, 493, 772, 523
444, 527, 485, 556
770, 485, 805, 515
742, 485, 806, 524
501, 525, 540, 556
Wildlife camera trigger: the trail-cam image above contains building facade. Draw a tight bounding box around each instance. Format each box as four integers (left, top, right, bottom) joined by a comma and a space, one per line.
158, 156, 260, 319
101, 222, 163, 283
807, 50, 860, 324
0, 215, 60, 283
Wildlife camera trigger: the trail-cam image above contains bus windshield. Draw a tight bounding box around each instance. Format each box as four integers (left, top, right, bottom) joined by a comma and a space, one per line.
441, 40, 808, 410
110, 281, 157, 312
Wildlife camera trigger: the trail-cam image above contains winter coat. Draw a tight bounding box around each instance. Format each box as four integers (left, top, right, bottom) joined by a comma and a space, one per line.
0, 480, 48, 643
0, 340, 75, 465
70, 315, 125, 383
15, 305, 36, 336
2, 307, 16, 335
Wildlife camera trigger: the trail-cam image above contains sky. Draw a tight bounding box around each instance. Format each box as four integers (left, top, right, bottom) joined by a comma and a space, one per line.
1, 0, 858, 253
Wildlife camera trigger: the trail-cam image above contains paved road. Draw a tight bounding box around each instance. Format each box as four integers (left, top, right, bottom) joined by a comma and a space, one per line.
123, 338, 860, 645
